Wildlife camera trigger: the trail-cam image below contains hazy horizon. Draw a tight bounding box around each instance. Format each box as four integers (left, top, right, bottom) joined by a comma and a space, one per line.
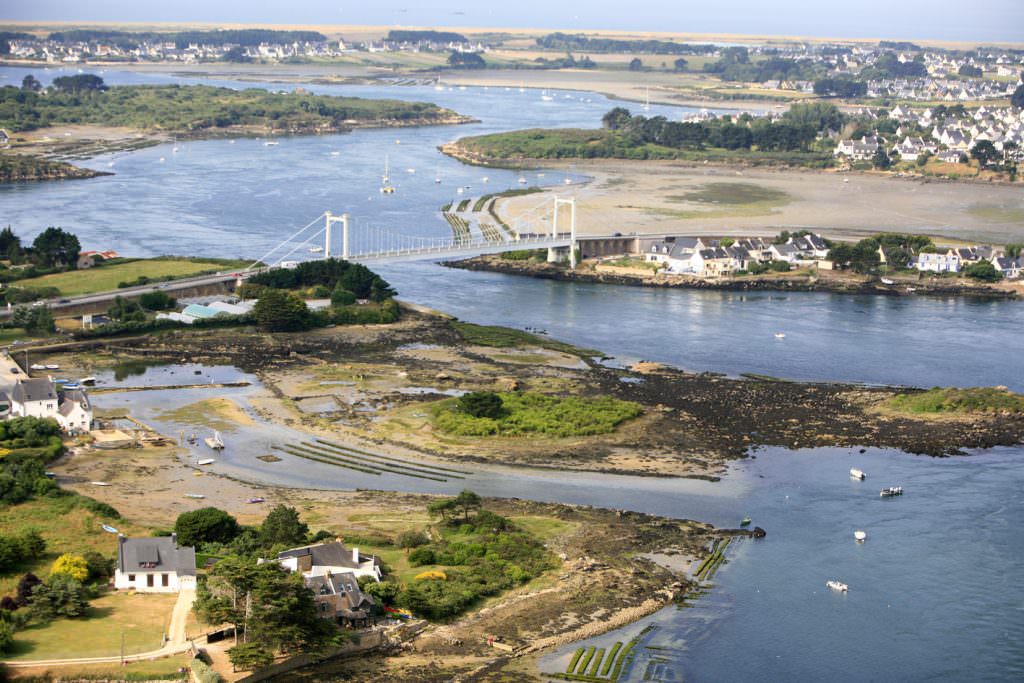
3, 0, 1023, 44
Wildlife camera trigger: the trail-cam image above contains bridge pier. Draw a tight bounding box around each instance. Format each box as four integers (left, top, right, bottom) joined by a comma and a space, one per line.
549, 196, 577, 268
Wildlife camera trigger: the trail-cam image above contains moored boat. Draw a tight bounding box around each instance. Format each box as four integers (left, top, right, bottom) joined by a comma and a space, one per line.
247, 497, 266, 504
204, 431, 225, 450
740, 516, 752, 527
826, 580, 848, 592
854, 530, 867, 542
197, 458, 216, 466
101, 524, 119, 534
850, 468, 866, 480
880, 486, 903, 497
184, 493, 206, 499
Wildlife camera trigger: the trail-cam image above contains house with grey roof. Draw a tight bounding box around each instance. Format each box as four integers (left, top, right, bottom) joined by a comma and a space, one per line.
8, 377, 93, 433
306, 570, 376, 627
275, 540, 382, 582
114, 534, 196, 593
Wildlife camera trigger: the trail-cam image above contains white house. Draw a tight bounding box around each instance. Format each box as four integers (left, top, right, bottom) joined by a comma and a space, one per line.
114, 534, 197, 593
10, 379, 58, 419
914, 252, 960, 273
991, 256, 1022, 279
274, 540, 382, 582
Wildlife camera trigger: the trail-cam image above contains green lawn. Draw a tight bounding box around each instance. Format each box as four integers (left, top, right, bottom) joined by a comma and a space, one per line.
0, 327, 45, 345
4, 591, 177, 660
16, 257, 250, 297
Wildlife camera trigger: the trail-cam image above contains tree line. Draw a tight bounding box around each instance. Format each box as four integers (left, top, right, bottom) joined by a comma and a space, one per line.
535, 33, 716, 55
45, 29, 328, 50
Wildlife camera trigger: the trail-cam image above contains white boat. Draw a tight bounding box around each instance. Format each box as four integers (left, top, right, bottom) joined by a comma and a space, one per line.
264, 141, 279, 147
541, 95, 554, 102
45, 364, 60, 370
850, 468, 866, 480
406, 168, 416, 174
380, 155, 396, 194
435, 177, 442, 184
80, 376, 96, 385
518, 176, 527, 184
456, 187, 464, 194
482, 176, 489, 183
881, 278, 895, 285
91, 481, 111, 486
204, 431, 225, 450
184, 493, 206, 499
854, 530, 867, 542
30, 364, 46, 370
101, 524, 119, 534
330, 151, 341, 156
826, 580, 848, 592
774, 332, 786, 339
563, 178, 572, 185
197, 458, 216, 466
880, 486, 903, 497
308, 246, 323, 253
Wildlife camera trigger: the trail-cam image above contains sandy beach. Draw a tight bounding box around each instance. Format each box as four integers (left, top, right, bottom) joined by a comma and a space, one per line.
496, 161, 1024, 245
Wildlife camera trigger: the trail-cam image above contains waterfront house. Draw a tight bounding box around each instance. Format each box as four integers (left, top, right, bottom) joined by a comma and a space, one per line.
114, 534, 197, 593
788, 234, 830, 259
991, 256, 1022, 279
9, 379, 58, 419
275, 540, 382, 582
306, 570, 376, 627
56, 388, 92, 433
834, 137, 880, 161
647, 237, 706, 265
914, 252, 960, 273
769, 243, 802, 263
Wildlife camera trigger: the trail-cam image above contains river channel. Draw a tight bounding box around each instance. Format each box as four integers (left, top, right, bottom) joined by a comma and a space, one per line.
3, 66, 1023, 681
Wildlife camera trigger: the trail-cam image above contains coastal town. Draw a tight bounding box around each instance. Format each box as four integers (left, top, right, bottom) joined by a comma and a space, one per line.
0, 5, 1023, 683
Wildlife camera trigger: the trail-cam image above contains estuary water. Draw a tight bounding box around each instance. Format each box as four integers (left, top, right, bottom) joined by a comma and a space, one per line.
3, 66, 1024, 681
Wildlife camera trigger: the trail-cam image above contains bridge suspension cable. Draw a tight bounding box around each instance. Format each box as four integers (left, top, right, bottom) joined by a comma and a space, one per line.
245, 212, 326, 271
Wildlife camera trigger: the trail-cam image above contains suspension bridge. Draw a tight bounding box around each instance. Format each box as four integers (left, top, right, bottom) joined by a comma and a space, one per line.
246, 195, 582, 271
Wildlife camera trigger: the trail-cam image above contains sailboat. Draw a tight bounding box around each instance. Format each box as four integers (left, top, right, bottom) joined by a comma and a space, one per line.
204, 431, 225, 450
380, 156, 396, 194
643, 87, 651, 111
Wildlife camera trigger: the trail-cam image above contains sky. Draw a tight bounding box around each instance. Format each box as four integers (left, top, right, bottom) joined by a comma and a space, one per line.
3, 0, 1023, 44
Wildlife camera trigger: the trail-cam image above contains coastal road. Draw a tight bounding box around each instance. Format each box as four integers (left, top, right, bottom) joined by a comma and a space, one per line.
0, 271, 243, 321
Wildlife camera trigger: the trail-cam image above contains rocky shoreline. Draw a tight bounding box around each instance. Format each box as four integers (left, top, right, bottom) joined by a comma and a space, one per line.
445, 255, 1019, 300
0, 153, 112, 183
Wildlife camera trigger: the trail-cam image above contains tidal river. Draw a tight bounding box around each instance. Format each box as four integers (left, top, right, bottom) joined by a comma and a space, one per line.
3, 66, 1023, 681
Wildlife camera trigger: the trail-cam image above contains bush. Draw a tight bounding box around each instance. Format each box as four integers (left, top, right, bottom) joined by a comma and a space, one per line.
191, 655, 222, 683
253, 288, 312, 332
330, 285, 356, 306
407, 547, 437, 566
51, 553, 89, 582
457, 391, 505, 419
138, 290, 176, 311
30, 573, 89, 620
963, 260, 1002, 283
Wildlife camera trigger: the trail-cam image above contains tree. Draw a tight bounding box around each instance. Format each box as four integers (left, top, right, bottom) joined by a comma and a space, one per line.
673, 58, 688, 72
457, 391, 504, 419
174, 507, 240, 547
426, 498, 457, 521
963, 260, 1002, 282
601, 107, 632, 130
21, 74, 42, 92
1010, 84, 1024, 109
30, 227, 80, 268
971, 140, 999, 168
1006, 243, 1023, 259
958, 64, 983, 78
452, 490, 482, 521
51, 553, 89, 582
30, 574, 89, 620
396, 530, 429, 554
50, 74, 106, 92
222, 46, 252, 63
15, 573, 41, 607
11, 305, 55, 333
228, 642, 274, 671
138, 291, 176, 311
0, 620, 13, 653
106, 295, 145, 322
259, 505, 308, 548
447, 52, 485, 69
628, 58, 643, 71
253, 288, 311, 332
872, 147, 892, 170
0, 226, 21, 255
83, 551, 113, 582
330, 284, 356, 307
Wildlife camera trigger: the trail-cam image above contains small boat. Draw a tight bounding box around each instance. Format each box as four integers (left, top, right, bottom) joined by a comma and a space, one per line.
80, 376, 96, 386
406, 168, 416, 174
30, 364, 46, 370
247, 497, 266, 504
740, 516, 752, 527
197, 458, 216, 466
850, 468, 866, 480
854, 530, 867, 542
435, 176, 442, 184
518, 176, 527, 184
204, 431, 225, 450
563, 178, 572, 185
456, 187, 464, 194
44, 471, 56, 479
881, 278, 895, 285
159, 157, 165, 162
482, 176, 489, 183
774, 332, 786, 339
101, 524, 119, 534
229, 139, 236, 144
330, 151, 341, 156
880, 486, 903, 497
45, 364, 60, 370
380, 155, 396, 194
91, 481, 111, 486
541, 95, 554, 102
906, 287, 917, 293
308, 246, 323, 253
264, 141, 279, 147
184, 493, 206, 499
826, 580, 848, 592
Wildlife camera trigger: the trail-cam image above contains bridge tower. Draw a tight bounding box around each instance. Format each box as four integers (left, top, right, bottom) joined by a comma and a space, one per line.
549, 196, 577, 268
324, 212, 350, 259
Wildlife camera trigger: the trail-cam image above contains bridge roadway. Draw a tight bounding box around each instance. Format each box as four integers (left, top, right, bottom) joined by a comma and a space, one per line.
0, 232, 658, 322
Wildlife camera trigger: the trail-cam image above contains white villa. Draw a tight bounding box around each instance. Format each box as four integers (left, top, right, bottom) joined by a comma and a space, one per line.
114, 534, 197, 593
273, 540, 382, 582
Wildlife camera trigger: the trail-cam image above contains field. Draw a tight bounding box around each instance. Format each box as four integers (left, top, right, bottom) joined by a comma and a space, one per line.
15, 257, 251, 296
3, 591, 179, 660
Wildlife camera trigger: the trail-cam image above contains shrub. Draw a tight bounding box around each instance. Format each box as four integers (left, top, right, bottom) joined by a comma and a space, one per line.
414, 570, 447, 581
457, 391, 505, 419
330, 285, 356, 306
51, 553, 89, 582
174, 508, 240, 547
30, 573, 89, 620
407, 547, 437, 566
